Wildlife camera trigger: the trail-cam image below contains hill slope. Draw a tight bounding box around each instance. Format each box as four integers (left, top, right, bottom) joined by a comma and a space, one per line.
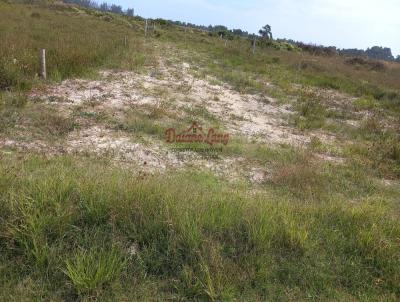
0, 2, 400, 301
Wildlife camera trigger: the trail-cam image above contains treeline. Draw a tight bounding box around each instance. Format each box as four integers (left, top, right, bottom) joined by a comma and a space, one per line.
62, 0, 134, 16
279, 39, 400, 62
341, 46, 400, 62
168, 22, 255, 39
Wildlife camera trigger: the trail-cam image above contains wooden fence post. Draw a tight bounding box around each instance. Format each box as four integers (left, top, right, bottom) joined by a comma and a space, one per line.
145, 19, 148, 36
124, 36, 127, 47
252, 38, 256, 55
40, 49, 46, 79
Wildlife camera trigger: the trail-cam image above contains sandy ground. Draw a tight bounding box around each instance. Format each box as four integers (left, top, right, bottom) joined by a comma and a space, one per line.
3, 58, 347, 183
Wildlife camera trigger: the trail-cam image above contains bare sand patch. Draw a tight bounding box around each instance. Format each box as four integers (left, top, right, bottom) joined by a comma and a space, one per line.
22, 58, 347, 182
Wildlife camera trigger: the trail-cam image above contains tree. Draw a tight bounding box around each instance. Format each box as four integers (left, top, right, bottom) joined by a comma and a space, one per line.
259, 24, 272, 40
126, 8, 134, 17
365, 46, 394, 61
63, 0, 97, 8
396, 55, 400, 62
99, 2, 108, 11
110, 4, 123, 14
232, 29, 249, 37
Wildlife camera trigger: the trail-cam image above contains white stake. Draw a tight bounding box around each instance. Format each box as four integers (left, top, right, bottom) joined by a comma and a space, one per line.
252, 38, 256, 54
40, 49, 46, 79
145, 19, 148, 36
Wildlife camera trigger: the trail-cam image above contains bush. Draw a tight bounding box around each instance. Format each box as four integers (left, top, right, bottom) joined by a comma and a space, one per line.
293, 89, 327, 130
345, 57, 386, 71
64, 247, 126, 295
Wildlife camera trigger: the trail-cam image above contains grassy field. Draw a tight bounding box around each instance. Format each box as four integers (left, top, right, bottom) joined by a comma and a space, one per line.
0, 1, 152, 90
0, 155, 399, 301
1, 1, 400, 301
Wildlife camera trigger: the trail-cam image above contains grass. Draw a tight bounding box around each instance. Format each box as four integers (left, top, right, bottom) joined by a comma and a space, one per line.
111, 108, 167, 139
64, 247, 126, 296
162, 26, 400, 117
0, 1, 153, 91
344, 116, 400, 178
0, 155, 399, 301
292, 88, 328, 130
1, 1, 400, 300
0, 92, 76, 141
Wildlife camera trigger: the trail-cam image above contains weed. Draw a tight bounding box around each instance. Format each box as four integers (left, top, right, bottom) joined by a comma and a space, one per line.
293, 89, 327, 130
64, 247, 126, 296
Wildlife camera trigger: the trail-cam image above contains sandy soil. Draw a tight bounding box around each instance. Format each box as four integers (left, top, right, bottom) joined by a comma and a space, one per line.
4, 58, 347, 183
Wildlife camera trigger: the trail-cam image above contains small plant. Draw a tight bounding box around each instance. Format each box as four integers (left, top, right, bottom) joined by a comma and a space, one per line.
176, 257, 233, 301
352, 97, 377, 111
0, 92, 27, 133
270, 154, 326, 200
64, 247, 126, 296
357, 116, 383, 138
30, 12, 41, 19
309, 136, 323, 151
293, 90, 327, 130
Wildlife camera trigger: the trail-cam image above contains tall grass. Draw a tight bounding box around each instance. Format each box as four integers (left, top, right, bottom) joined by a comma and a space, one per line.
0, 155, 399, 300
0, 2, 150, 91
64, 247, 126, 296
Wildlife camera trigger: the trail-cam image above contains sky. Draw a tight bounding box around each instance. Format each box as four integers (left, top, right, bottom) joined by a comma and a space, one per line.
115, 0, 400, 56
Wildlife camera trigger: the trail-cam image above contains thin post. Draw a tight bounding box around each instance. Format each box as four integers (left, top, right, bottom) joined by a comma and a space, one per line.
252, 38, 256, 55
145, 19, 148, 36
40, 49, 46, 79
124, 36, 127, 47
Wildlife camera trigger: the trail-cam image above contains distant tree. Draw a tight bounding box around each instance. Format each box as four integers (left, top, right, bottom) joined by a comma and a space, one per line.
365, 46, 394, 61
126, 8, 134, 16
99, 2, 108, 11
232, 29, 249, 37
110, 4, 123, 14
213, 25, 228, 32
395, 55, 400, 62
340, 48, 366, 57
63, 0, 98, 8
259, 24, 272, 40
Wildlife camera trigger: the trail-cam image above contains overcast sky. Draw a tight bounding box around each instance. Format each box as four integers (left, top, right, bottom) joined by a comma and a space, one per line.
115, 0, 400, 56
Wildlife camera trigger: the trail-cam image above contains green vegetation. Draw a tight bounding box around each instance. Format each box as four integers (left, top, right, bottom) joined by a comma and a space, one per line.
292, 89, 327, 130
0, 1, 400, 301
0, 156, 399, 301
0, 1, 151, 91
64, 247, 126, 296
160, 27, 400, 115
